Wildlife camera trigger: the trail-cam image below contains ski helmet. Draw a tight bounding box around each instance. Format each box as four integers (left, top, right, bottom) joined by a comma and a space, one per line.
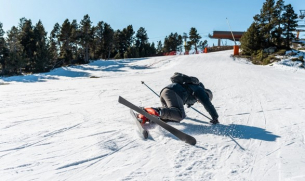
205, 89, 213, 101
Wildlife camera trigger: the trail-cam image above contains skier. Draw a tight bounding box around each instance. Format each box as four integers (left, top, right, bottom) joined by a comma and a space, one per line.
138, 73, 219, 124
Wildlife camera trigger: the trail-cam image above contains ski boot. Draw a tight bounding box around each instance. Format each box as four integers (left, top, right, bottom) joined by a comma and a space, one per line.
210, 119, 219, 124
137, 107, 161, 125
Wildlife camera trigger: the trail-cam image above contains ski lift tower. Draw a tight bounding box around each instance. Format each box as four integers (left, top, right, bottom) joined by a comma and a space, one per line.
296, 10, 305, 39
300, 10, 305, 19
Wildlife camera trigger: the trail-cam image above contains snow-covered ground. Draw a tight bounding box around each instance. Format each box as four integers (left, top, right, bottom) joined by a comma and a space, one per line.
272, 49, 305, 70
1, 50, 305, 181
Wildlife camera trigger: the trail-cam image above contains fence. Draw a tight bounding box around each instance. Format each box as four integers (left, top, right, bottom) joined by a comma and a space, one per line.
163, 46, 235, 56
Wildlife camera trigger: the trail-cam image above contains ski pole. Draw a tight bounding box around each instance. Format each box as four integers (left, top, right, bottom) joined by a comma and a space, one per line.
189, 106, 212, 121
141, 81, 212, 121
141, 81, 160, 98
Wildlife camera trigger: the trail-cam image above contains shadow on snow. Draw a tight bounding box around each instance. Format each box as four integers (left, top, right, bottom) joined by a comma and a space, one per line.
181, 117, 280, 142
1, 58, 149, 83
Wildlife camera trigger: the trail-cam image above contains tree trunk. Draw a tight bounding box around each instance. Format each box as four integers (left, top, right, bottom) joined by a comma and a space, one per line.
1, 62, 5, 75
85, 44, 89, 63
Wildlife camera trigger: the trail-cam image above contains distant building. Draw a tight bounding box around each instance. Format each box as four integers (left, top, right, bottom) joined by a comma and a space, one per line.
209, 31, 244, 46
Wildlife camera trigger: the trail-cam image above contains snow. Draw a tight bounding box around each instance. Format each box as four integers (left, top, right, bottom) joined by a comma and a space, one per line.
271, 50, 305, 71
1, 50, 305, 181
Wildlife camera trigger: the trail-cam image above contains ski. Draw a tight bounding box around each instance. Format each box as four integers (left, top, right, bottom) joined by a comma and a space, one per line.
130, 109, 149, 139
118, 96, 196, 145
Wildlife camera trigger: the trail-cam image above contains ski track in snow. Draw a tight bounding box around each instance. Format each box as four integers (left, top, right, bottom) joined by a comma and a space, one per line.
1, 50, 305, 181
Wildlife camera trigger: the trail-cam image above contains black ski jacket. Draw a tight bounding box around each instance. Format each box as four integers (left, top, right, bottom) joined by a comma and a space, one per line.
161, 83, 219, 120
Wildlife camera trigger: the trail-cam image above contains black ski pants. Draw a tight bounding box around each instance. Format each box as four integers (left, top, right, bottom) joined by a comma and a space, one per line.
159, 88, 186, 122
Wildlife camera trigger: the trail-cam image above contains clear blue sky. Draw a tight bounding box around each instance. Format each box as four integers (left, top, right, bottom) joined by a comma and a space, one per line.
0, 0, 304, 46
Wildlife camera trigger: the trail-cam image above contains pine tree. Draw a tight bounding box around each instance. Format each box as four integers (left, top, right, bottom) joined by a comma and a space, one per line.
188, 27, 202, 52
113, 26, 134, 58
79, 14, 93, 63
70, 20, 80, 61
282, 4, 298, 49
113, 30, 122, 57
93, 21, 105, 59
242, 0, 292, 54
163, 37, 170, 53
272, 0, 285, 47
156, 40, 163, 55
135, 27, 148, 57
6, 26, 24, 74
240, 22, 262, 55
92, 21, 119, 60
198, 40, 208, 51
125, 46, 139, 58
0, 22, 4, 48
50, 23, 61, 48
59, 19, 72, 64
163, 32, 183, 52
254, 0, 275, 48
135, 27, 148, 47
49, 23, 60, 68
19, 18, 36, 72
118, 25, 134, 57
123, 25, 134, 49
33, 20, 49, 72
102, 23, 114, 59
0, 22, 9, 75
150, 42, 156, 56
121, 25, 135, 59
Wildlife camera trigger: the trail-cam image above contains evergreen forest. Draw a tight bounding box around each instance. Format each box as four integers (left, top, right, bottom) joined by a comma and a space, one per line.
240, 0, 299, 64
0, 15, 205, 76
0, 0, 301, 75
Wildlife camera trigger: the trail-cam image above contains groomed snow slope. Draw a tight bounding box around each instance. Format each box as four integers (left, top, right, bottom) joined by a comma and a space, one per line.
1, 50, 305, 181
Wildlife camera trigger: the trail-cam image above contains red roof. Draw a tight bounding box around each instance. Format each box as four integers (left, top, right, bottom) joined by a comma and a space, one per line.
210, 31, 244, 41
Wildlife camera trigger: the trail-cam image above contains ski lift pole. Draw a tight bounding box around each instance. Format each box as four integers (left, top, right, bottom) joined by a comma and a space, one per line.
226, 17, 236, 45
226, 17, 239, 55
141, 81, 212, 121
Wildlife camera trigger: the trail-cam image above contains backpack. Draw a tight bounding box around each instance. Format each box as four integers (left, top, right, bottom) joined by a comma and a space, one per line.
170, 72, 200, 85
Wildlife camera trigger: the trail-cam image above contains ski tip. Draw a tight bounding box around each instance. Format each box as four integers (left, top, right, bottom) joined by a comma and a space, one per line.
143, 130, 148, 139
187, 138, 197, 146
118, 96, 123, 102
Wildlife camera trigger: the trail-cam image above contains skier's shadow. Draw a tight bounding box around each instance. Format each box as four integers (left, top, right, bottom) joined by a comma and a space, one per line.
180, 118, 280, 142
